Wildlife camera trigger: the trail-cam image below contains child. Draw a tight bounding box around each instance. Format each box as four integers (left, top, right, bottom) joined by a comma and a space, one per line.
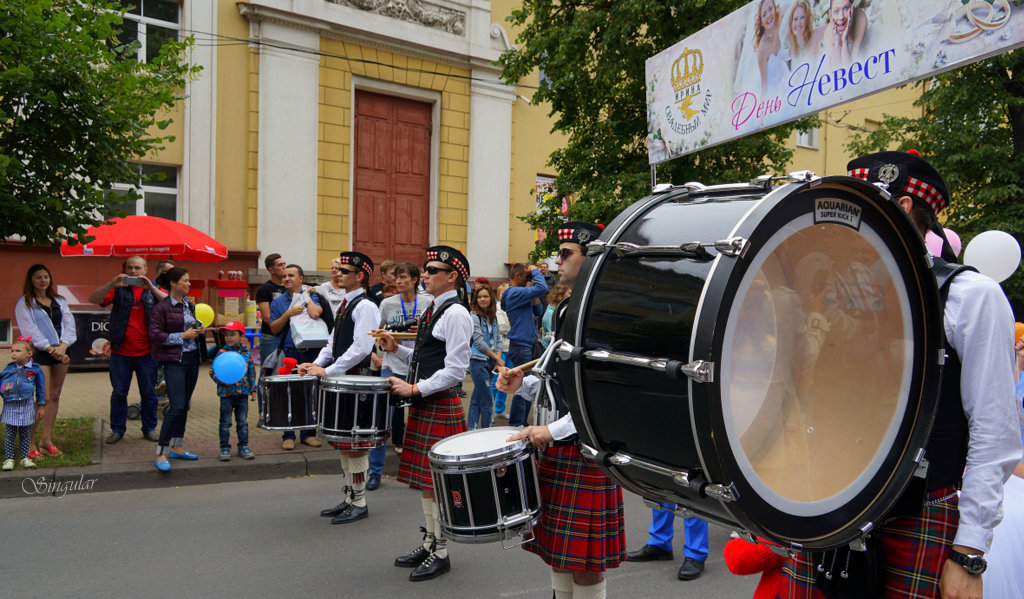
1, 338, 46, 470
209, 321, 257, 461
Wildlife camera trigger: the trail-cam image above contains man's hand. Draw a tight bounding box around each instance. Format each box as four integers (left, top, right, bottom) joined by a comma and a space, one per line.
507, 425, 552, 449
526, 264, 537, 272
389, 376, 414, 397
496, 366, 524, 394
374, 330, 398, 353
286, 304, 304, 318
939, 554, 983, 599
299, 363, 326, 377
110, 273, 128, 288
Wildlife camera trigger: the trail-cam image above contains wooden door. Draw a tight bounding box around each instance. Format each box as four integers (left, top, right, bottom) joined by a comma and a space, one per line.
353, 91, 431, 270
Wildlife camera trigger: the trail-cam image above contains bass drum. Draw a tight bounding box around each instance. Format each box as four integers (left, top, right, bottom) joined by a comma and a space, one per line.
559, 176, 944, 550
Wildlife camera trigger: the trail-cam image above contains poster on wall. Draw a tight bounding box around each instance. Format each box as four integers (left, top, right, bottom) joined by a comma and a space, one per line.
646, 0, 1024, 164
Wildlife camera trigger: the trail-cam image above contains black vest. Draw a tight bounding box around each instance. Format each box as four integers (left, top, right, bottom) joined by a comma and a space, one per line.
410, 298, 461, 390
925, 259, 975, 491
331, 294, 371, 372
108, 286, 156, 352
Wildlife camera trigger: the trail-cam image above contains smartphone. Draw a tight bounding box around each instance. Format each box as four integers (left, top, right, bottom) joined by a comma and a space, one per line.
123, 276, 143, 287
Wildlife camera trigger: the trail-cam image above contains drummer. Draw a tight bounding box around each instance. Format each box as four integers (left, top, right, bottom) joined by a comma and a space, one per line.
498, 221, 626, 599
298, 251, 380, 525
375, 245, 472, 582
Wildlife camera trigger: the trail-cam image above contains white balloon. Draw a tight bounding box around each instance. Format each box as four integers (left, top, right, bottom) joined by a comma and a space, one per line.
963, 230, 1021, 283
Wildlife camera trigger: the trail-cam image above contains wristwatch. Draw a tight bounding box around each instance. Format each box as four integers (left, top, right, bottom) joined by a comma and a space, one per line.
948, 549, 987, 575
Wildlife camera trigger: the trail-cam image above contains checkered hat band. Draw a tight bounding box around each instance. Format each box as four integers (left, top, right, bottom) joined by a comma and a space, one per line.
557, 228, 573, 241
339, 255, 372, 276
426, 251, 438, 261
906, 177, 947, 213
451, 260, 468, 281
849, 168, 869, 179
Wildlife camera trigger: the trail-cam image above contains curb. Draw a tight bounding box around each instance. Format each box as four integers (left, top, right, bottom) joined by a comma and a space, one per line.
0, 447, 401, 499
91, 417, 103, 465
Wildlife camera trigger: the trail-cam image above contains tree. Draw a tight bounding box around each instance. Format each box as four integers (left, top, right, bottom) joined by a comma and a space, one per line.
846, 49, 1024, 304
0, 0, 198, 247
499, 0, 815, 260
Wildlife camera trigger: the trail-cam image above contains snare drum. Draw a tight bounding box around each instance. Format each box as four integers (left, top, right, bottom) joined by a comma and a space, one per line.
318, 375, 392, 449
429, 427, 541, 545
559, 176, 944, 550
258, 374, 319, 430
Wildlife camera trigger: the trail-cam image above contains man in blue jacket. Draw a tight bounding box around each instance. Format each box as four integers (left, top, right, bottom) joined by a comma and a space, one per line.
500, 263, 547, 426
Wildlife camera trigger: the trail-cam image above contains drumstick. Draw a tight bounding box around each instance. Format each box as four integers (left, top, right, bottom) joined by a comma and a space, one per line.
495, 358, 540, 375
367, 331, 417, 341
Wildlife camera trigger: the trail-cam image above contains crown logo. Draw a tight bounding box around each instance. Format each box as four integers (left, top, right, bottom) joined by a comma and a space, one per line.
671, 48, 704, 121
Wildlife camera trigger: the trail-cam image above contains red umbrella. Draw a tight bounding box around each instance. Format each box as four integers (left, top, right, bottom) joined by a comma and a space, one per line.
60, 215, 228, 263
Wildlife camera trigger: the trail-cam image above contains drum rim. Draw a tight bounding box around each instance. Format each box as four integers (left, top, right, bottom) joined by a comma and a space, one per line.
428, 427, 529, 464
690, 176, 943, 548
261, 374, 318, 382
320, 375, 391, 391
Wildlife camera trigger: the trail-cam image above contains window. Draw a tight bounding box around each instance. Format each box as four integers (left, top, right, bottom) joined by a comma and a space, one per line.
796, 127, 819, 150
112, 1, 181, 63
0, 319, 10, 345
104, 164, 179, 221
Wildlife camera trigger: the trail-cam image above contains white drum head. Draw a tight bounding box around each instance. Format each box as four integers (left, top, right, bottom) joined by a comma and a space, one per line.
431, 427, 525, 462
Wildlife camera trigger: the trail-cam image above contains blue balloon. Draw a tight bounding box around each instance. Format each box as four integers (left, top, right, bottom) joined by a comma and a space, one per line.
212, 351, 247, 385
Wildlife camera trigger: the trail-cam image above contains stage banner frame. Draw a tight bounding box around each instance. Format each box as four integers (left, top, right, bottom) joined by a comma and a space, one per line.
646, 0, 1024, 164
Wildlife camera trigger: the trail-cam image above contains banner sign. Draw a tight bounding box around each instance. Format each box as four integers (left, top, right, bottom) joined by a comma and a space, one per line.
646, 0, 1024, 164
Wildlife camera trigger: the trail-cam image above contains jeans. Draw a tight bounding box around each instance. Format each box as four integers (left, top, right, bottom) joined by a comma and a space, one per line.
467, 359, 494, 430
219, 394, 250, 449
158, 351, 199, 452
507, 344, 535, 427
108, 353, 159, 434
369, 369, 405, 476
648, 504, 709, 561
491, 351, 509, 414
256, 333, 281, 414
281, 347, 319, 442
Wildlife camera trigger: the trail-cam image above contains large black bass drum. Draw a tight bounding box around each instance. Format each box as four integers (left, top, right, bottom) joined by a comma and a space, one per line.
558, 175, 944, 551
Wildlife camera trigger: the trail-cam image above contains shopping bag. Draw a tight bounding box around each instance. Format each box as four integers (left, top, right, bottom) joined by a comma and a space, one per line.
289, 292, 329, 349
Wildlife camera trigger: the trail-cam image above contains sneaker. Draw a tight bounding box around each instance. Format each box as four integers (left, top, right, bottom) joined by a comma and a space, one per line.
239, 447, 255, 459
220, 449, 231, 462
20, 458, 37, 469
105, 432, 124, 444
1, 459, 13, 471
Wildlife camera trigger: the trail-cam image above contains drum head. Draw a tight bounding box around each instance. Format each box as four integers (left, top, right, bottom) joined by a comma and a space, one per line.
263, 374, 315, 383
693, 177, 942, 548
321, 375, 390, 391
430, 427, 526, 465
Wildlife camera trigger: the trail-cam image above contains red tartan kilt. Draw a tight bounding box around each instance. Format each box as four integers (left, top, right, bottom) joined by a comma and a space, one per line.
397, 391, 466, 491
523, 443, 626, 572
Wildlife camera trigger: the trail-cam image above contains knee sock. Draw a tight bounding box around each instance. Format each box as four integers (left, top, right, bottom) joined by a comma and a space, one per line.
430, 499, 448, 558
18, 427, 30, 459
572, 580, 606, 599
421, 497, 436, 550
338, 453, 352, 502
349, 453, 369, 507
552, 571, 574, 599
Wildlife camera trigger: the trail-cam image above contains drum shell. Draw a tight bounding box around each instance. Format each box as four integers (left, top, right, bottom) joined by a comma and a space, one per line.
317, 376, 392, 447
561, 177, 944, 550
259, 375, 319, 430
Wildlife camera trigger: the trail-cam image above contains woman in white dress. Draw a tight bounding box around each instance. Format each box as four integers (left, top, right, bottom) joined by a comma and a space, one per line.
785, 0, 824, 65
754, 0, 789, 96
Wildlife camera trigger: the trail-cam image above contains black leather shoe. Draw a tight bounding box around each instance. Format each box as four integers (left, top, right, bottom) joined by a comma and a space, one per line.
366, 473, 381, 491
395, 545, 431, 568
320, 501, 352, 517
626, 544, 674, 562
331, 504, 368, 524
409, 553, 450, 581
677, 557, 705, 581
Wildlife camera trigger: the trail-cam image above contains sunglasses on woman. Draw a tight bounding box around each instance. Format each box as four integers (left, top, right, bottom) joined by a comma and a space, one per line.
424, 265, 454, 275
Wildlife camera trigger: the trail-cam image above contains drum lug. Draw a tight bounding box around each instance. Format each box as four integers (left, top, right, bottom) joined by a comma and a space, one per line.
704, 482, 739, 503
786, 170, 819, 182
713, 237, 748, 258
680, 360, 714, 384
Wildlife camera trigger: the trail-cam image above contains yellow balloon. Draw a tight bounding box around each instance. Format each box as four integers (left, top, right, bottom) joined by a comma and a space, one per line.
195, 303, 215, 328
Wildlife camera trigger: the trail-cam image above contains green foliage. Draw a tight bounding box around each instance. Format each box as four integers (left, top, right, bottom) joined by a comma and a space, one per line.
499, 0, 815, 260
0, 0, 199, 247
846, 49, 1024, 303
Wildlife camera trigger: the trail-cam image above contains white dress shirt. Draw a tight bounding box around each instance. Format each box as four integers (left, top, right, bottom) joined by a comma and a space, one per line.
515, 374, 576, 440
314, 288, 380, 377
944, 270, 1022, 552
393, 289, 472, 397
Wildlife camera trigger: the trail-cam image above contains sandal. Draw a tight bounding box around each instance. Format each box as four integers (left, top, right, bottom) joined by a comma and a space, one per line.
27, 450, 44, 459
44, 445, 62, 456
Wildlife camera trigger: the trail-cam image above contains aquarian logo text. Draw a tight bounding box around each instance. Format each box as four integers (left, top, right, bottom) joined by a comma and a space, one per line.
667, 47, 711, 136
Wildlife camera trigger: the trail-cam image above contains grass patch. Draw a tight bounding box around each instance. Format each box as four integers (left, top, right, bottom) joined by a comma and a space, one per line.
1, 417, 96, 467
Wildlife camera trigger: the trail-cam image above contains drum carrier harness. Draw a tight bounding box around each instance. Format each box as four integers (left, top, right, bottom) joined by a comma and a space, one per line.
533, 298, 578, 446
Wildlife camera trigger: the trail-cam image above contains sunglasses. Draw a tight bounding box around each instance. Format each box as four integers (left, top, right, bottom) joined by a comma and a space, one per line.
337, 267, 358, 275
558, 247, 582, 260
424, 265, 454, 275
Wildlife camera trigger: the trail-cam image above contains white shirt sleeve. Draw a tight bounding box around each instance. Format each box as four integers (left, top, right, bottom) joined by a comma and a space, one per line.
416, 306, 473, 397
515, 374, 541, 401
59, 298, 76, 346
13, 299, 49, 350
321, 300, 380, 377
946, 272, 1023, 552
548, 414, 577, 441
393, 343, 414, 365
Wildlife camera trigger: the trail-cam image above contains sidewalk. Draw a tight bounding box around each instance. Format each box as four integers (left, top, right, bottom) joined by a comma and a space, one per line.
0, 361, 484, 499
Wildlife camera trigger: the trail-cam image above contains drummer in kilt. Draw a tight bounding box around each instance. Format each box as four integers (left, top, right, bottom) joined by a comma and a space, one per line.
498, 221, 626, 599
376, 245, 472, 582
299, 251, 380, 525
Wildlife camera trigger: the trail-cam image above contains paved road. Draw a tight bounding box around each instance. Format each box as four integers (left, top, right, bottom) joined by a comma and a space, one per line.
3, 475, 758, 598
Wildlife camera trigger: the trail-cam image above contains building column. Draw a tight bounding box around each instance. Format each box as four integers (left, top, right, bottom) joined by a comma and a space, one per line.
466, 71, 515, 279
182, 0, 217, 233
255, 22, 320, 268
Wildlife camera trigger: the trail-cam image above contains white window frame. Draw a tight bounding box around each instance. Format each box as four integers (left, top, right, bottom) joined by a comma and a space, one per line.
796, 127, 820, 150
108, 164, 180, 220
117, 1, 181, 63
